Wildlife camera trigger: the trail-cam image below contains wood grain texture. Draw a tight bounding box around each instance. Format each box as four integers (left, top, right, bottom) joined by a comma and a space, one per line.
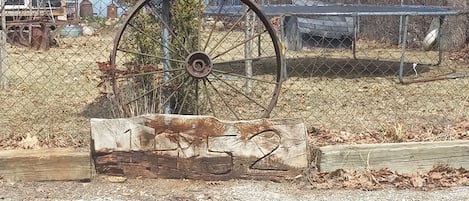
316, 140, 469, 173
91, 114, 309, 180
0, 148, 91, 181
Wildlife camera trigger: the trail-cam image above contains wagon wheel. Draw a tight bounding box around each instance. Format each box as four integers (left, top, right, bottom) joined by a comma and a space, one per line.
109, 0, 283, 120
6, 25, 30, 47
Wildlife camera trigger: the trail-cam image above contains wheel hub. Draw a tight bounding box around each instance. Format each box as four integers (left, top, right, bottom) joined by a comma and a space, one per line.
186, 51, 212, 78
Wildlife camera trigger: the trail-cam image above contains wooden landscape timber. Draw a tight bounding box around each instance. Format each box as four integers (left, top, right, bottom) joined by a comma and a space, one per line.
315, 140, 469, 173
91, 115, 309, 181
0, 148, 92, 181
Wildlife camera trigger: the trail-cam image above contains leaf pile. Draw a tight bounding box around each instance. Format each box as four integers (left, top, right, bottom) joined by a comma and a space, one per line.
306, 164, 469, 190
309, 119, 469, 146
0, 133, 85, 149
449, 44, 469, 63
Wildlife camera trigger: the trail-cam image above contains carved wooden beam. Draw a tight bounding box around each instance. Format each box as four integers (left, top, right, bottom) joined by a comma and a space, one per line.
91, 115, 309, 180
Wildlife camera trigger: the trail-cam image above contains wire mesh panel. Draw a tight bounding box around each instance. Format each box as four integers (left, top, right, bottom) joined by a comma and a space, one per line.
0, 0, 119, 148
0, 0, 468, 149
270, 0, 469, 135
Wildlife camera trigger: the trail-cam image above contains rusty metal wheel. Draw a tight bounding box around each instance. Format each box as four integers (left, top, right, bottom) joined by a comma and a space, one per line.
109, 0, 283, 120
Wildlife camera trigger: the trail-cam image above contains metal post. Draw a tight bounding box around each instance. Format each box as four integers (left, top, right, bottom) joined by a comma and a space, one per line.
0, 0, 8, 89
398, 0, 404, 45
436, 15, 444, 66
352, 15, 358, 60
356, 0, 360, 37
280, 15, 287, 80
257, 0, 263, 57
162, 0, 172, 113
244, 3, 254, 94
398, 15, 409, 83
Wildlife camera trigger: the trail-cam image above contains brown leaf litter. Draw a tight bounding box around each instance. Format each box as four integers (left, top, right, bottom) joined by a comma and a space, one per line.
304, 164, 469, 190
309, 119, 469, 147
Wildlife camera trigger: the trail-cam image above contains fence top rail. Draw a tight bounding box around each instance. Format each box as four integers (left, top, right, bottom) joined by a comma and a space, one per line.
205, 4, 464, 17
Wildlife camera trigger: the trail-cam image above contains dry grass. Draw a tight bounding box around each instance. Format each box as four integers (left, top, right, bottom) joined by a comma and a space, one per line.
275, 40, 469, 133
0, 32, 114, 149
0, 27, 468, 149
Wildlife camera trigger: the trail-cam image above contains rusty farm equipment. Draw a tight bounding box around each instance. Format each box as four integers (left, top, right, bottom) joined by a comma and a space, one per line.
1, 0, 72, 50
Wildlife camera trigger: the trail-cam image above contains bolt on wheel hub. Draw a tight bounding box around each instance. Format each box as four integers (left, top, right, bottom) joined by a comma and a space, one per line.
186, 51, 212, 79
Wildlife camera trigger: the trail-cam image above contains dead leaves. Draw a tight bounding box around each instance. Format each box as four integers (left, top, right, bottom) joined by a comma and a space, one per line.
307, 121, 469, 190
0, 133, 84, 149
306, 164, 469, 190
307, 168, 387, 190
18, 134, 39, 149
449, 44, 469, 63
309, 119, 469, 146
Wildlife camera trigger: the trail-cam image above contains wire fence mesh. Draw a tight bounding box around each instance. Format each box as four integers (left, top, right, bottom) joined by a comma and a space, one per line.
0, 0, 468, 149
275, 0, 469, 137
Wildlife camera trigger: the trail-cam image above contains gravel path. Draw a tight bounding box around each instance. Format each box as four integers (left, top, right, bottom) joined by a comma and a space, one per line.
1, 177, 469, 201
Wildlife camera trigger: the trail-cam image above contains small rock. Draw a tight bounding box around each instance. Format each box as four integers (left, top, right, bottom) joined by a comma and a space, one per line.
386, 174, 398, 183
339, 131, 351, 136
107, 176, 127, 183
18, 134, 39, 149
411, 176, 425, 188
205, 20, 215, 27
105, 18, 119, 26
215, 21, 224, 30
82, 26, 95, 36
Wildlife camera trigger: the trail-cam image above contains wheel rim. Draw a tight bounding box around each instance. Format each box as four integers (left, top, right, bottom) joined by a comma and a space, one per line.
109, 0, 283, 120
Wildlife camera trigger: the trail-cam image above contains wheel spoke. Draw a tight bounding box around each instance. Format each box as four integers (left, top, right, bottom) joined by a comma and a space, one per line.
202, 78, 217, 117
110, 0, 282, 119
208, 8, 250, 55
177, 78, 194, 114
125, 71, 186, 105
117, 48, 186, 63
210, 72, 268, 112
122, 68, 185, 78
196, 79, 212, 115
157, 75, 189, 113
211, 69, 277, 84
194, 79, 199, 115
206, 77, 240, 120
203, 0, 227, 52
126, 22, 184, 59
213, 55, 274, 65
147, 1, 191, 55
212, 30, 267, 60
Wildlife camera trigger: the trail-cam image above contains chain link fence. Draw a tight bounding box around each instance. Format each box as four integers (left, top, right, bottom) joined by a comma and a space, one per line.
275, 0, 469, 136
0, 0, 468, 149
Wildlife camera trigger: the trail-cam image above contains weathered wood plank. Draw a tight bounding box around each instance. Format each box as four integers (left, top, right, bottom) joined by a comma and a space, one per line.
0, 148, 92, 181
91, 115, 309, 180
316, 140, 469, 173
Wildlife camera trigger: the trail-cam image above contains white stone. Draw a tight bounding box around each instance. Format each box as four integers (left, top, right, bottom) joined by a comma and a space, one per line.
105, 18, 119, 26
215, 21, 224, 30
82, 26, 95, 36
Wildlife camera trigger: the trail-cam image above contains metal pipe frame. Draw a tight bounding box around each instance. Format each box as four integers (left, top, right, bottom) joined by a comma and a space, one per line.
204, 3, 466, 83
398, 15, 409, 83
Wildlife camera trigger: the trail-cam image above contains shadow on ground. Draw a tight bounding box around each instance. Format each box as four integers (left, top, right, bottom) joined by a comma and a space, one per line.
284, 57, 431, 78
215, 56, 432, 79
81, 96, 115, 119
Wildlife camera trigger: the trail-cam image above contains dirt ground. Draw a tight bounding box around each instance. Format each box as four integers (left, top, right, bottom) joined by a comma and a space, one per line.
1, 177, 469, 201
